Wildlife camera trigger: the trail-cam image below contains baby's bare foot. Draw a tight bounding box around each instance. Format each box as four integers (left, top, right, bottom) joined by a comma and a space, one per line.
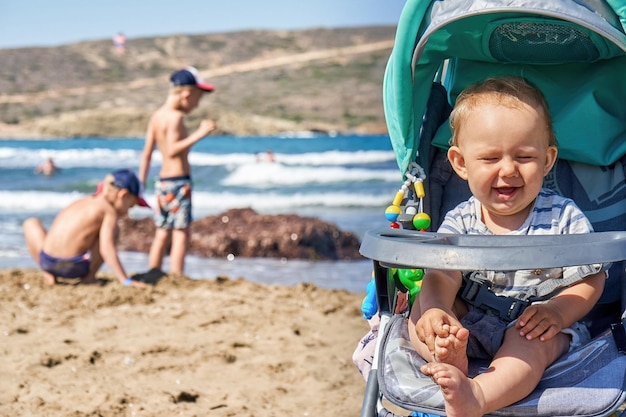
434, 325, 469, 376
421, 362, 485, 417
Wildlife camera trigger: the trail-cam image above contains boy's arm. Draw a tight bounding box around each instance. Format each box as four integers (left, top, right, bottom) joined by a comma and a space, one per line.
516, 271, 605, 341
138, 124, 156, 186
98, 211, 134, 285
163, 117, 216, 158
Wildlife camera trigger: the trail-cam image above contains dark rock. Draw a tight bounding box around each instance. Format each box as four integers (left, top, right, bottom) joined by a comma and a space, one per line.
118, 208, 363, 261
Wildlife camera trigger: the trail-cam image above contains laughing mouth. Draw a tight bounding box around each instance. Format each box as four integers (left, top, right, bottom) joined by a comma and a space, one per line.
495, 187, 518, 197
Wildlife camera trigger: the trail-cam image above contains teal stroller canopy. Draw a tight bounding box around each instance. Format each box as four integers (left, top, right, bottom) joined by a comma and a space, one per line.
384, 0, 626, 175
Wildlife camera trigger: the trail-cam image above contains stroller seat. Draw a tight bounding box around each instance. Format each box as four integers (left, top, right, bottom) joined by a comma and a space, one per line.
380, 314, 626, 417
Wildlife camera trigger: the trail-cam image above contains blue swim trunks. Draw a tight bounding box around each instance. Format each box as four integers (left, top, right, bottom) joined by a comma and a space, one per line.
154, 175, 192, 229
39, 250, 90, 278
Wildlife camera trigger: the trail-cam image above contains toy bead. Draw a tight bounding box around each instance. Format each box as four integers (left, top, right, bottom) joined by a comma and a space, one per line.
385, 205, 402, 222
392, 190, 405, 206
389, 221, 400, 229
414, 180, 425, 199
405, 206, 417, 216
413, 212, 431, 230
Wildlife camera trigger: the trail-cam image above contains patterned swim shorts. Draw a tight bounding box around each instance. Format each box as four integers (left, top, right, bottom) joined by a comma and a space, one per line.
154, 175, 192, 229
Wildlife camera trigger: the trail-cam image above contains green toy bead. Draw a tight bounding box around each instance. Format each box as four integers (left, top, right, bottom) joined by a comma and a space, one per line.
412, 212, 431, 230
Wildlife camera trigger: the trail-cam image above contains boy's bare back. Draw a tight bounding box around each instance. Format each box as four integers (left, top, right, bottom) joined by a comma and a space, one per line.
42, 195, 116, 258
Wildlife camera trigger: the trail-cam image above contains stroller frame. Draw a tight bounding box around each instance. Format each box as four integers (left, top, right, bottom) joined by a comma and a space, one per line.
359, 0, 626, 416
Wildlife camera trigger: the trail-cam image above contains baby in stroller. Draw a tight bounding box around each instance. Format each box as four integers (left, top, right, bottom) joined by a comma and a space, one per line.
406, 76, 608, 417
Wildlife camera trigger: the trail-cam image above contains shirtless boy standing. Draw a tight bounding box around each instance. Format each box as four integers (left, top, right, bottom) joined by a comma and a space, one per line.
138, 66, 217, 275
23, 168, 150, 287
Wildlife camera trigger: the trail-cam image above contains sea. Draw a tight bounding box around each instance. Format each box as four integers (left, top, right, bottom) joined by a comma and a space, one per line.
0, 133, 402, 293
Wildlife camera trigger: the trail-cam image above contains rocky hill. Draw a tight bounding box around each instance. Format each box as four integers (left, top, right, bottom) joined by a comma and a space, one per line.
0, 26, 396, 138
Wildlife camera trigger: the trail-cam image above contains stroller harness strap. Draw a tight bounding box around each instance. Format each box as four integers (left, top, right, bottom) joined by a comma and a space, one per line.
461, 272, 531, 323
460, 265, 604, 322
524, 263, 606, 298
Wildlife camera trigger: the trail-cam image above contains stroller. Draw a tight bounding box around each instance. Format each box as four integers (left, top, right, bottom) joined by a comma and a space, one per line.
359, 0, 626, 416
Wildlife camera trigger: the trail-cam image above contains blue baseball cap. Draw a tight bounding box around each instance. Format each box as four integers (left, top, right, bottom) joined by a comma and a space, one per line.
111, 168, 150, 207
170, 66, 215, 92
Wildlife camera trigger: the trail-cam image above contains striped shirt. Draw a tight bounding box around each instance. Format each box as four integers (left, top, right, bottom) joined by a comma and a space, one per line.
438, 188, 605, 299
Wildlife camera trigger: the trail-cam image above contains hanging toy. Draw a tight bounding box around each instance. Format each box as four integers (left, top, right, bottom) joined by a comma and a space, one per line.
385, 186, 406, 222
377, 163, 430, 309
411, 178, 431, 231
385, 177, 412, 229
385, 162, 431, 231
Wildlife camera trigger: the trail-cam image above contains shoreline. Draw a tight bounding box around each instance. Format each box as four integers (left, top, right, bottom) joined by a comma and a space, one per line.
1, 251, 374, 293
0, 268, 369, 416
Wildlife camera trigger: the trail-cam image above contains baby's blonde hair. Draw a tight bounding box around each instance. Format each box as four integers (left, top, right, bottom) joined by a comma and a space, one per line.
449, 76, 557, 147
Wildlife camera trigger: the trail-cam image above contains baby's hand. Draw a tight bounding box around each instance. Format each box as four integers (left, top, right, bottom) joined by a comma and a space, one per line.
516, 303, 564, 341
197, 119, 217, 137
415, 308, 456, 355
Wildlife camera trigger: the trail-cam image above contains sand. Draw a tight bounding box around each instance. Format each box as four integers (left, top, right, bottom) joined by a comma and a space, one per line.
0, 268, 370, 416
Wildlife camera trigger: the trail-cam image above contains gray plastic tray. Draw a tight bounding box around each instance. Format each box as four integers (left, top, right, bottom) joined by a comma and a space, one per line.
359, 230, 626, 270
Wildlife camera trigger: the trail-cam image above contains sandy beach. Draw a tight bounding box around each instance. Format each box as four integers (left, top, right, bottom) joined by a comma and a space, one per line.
0, 268, 369, 416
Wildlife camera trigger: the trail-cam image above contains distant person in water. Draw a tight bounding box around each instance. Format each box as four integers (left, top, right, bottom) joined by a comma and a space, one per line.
34, 157, 59, 176
22, 169, 150, 287
138, 66, 217, 276
255, 150, 276, 163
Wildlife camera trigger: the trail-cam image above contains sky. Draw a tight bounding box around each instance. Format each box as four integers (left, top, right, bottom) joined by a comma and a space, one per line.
0, 0, 406, 50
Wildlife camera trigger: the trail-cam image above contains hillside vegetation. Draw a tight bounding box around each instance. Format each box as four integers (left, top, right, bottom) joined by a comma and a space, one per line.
0, 26, 396, 138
